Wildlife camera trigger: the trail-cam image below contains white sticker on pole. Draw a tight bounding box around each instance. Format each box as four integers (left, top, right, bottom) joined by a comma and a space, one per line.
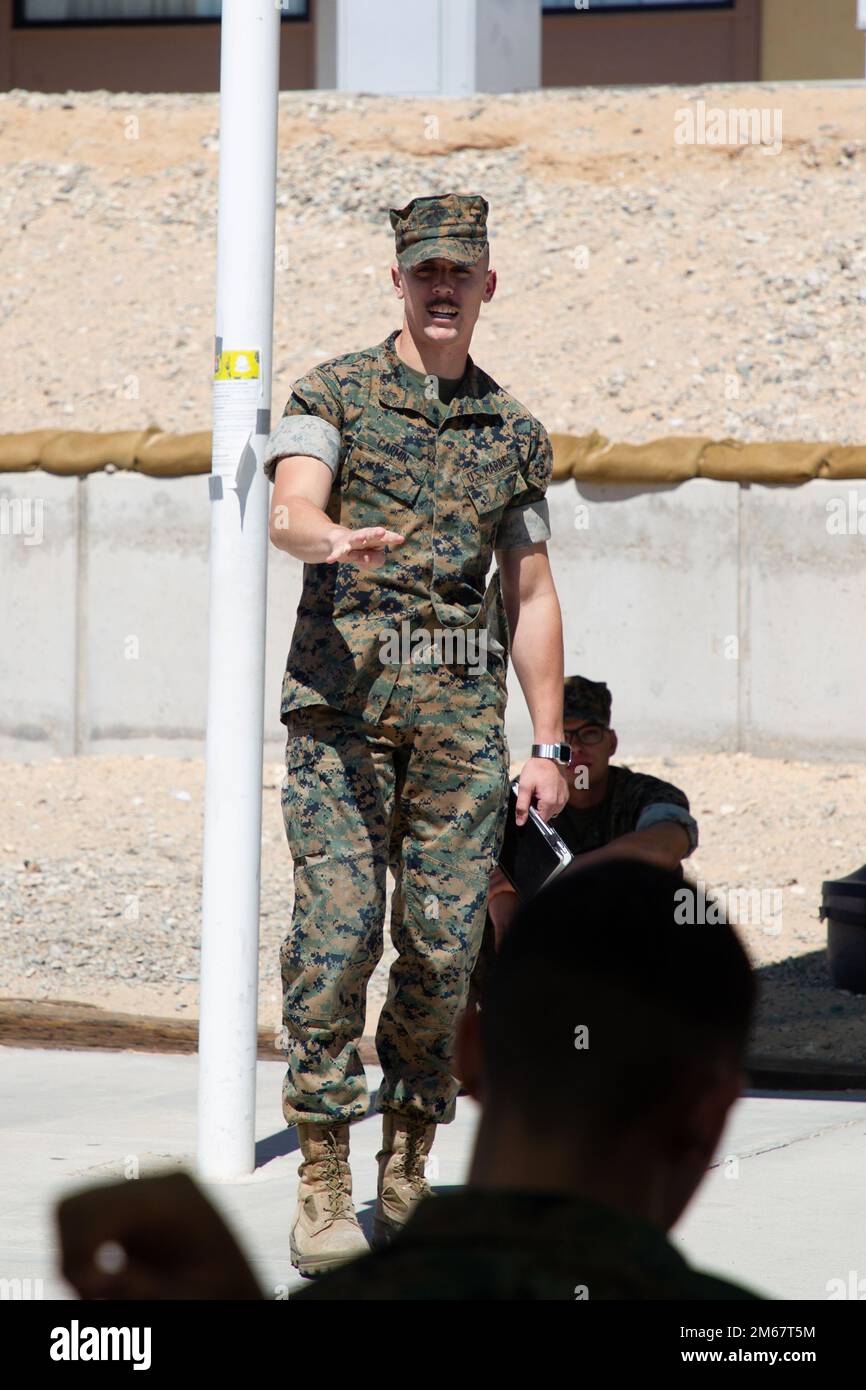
212, 348, 262, 486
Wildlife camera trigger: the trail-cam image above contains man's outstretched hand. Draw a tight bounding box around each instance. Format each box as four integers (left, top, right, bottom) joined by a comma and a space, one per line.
325, 525, 406, 568
56, 1170, 265, 1301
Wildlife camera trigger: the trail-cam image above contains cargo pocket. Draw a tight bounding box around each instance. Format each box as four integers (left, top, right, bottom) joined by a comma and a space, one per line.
281, 737, 331, 868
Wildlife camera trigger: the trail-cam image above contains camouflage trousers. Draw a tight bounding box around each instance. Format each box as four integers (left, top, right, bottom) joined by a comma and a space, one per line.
279, 658, 510, 1128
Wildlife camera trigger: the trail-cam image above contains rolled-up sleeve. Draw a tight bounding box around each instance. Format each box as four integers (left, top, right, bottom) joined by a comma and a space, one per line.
494, 418, 554, 550
263, 366, 344, 484
494, 496, 551, 548
635, 802, 699, 855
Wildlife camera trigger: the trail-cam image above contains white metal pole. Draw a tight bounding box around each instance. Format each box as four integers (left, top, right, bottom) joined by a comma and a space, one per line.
197, 0, 280, 1180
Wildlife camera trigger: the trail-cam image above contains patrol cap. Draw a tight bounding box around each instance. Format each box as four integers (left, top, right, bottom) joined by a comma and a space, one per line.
389, 193, 489, 269
563, 674, 613, 728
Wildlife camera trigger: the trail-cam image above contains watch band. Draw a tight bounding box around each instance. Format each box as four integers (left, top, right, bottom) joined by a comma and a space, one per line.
531, 741, 571, 765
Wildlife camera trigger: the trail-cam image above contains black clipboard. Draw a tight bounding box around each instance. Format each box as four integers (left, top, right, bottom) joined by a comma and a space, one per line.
498, 779, 574, 903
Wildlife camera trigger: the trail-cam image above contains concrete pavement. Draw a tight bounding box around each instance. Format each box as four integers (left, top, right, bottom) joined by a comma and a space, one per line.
2, 1045, 864, 1301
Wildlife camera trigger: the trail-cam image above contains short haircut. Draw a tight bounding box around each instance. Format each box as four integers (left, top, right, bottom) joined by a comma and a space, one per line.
479, 860, 756, 1137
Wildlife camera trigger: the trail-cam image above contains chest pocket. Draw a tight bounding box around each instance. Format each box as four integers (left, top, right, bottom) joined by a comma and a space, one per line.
462, 464, 529, 517
345, 439, 430, 511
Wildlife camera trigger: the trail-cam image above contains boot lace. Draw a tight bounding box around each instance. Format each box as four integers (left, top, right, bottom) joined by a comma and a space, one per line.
321, 1129, 352, 1223
400, 1118, 431, 1196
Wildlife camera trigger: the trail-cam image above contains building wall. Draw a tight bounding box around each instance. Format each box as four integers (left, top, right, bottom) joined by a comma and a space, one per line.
761, 0, 864, 81
3, 0, 866, 92
0, 0, 314, 92
2, 469, 864, 763
542, 0, 761, 88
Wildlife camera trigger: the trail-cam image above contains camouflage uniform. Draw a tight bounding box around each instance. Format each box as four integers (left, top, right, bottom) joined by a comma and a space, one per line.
264, 195, 555, 1129
288, 1189, 764, 1301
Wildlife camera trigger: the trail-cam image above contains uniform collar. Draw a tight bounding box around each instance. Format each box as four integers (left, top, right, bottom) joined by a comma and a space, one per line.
377, 328, 502, 423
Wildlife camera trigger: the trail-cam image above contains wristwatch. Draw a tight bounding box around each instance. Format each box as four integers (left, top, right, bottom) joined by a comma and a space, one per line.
531, 742, 571, 765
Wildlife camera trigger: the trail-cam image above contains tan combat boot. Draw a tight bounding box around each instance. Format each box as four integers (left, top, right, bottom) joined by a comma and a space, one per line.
373, 1112, 437, 1248
290, 1121, 369, 1277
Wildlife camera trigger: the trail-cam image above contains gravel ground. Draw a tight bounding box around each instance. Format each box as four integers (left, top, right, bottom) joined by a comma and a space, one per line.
1, 750, 864, 1062
2, 84, 866, 443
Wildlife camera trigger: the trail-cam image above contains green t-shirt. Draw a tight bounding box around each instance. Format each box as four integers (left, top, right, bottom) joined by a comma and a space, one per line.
401, 361, 464, 419
551, 764, 699, 857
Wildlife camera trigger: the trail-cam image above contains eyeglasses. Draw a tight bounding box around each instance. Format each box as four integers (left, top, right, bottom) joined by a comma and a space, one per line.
564, 724, 607, 747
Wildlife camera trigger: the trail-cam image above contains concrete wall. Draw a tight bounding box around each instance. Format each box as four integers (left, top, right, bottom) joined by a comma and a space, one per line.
1, 469, 864, 763
538, 477, 866, 763
473, 0, 541, 96
315, 0, 540, 97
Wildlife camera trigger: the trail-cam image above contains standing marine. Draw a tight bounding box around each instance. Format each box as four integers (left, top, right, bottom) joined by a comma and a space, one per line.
263, 192, 570, 1276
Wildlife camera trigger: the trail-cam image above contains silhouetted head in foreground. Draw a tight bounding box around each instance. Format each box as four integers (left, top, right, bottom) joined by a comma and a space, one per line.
456, 859, 757, 1234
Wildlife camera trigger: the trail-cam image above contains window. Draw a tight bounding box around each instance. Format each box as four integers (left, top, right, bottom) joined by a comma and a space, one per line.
17, 1, 308, 23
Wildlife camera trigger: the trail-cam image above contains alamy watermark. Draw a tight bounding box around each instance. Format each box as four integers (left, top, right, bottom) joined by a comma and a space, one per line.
0, 496, 44, 546
675, 880, 782, 936
674, 99, 783, 157
826, 491, 866, 535
379, 620, 488, 673
826, 1270, 866, 1299
50, 1321, 151, 1370
1, 1277, 44, 1299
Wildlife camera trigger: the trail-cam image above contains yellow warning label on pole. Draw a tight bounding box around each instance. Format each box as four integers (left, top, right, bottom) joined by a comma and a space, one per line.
211, 345, 263, 485
214, 349, 261, 381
